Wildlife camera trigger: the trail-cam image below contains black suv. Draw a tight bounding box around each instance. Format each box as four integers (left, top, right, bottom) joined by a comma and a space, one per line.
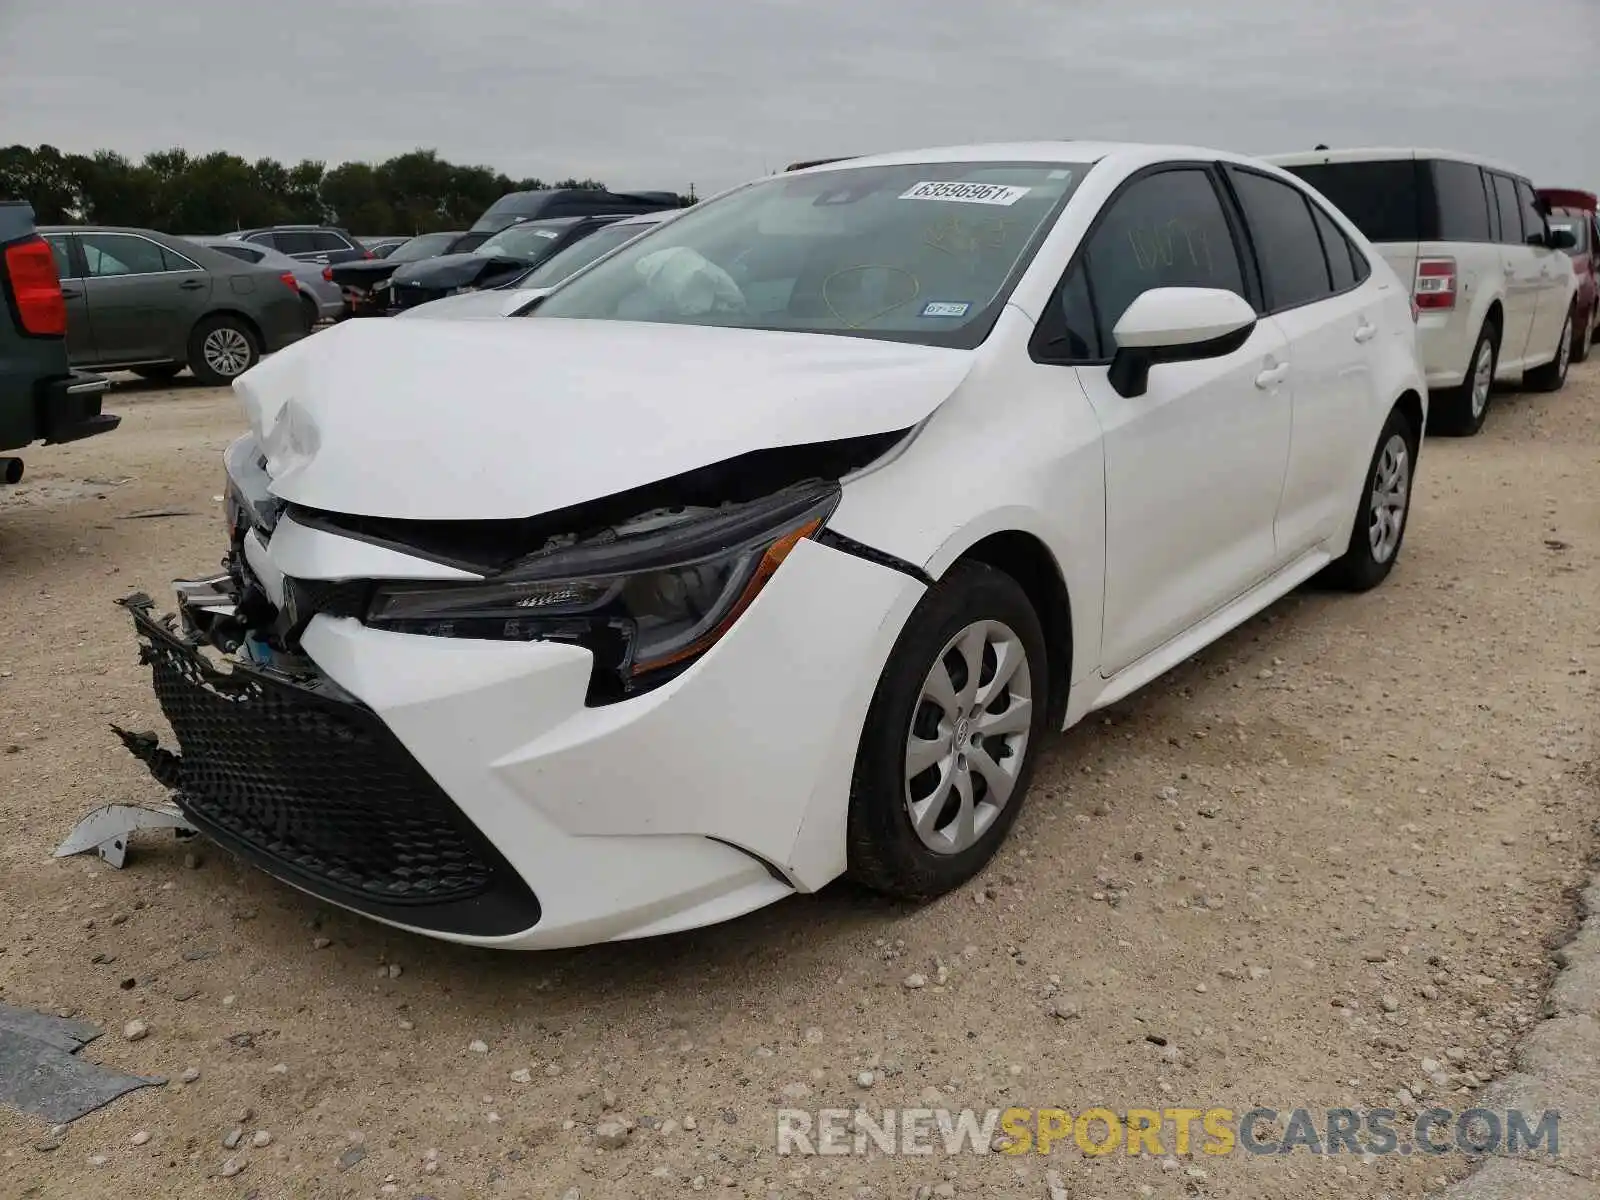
230, 224, 370, 265
1, 202, 117, 484
469, 188, 680, 235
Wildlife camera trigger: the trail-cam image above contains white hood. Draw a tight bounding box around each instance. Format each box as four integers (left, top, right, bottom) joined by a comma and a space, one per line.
393, 286, 551, 321
233, 316, 972, 521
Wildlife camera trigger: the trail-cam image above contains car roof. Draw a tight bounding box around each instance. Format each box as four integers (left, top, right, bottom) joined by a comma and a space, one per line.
785, 140, 1320, 178
40, 224, 170, 236
1263, 146, 1525, 177
1537, 187, 1598, 213
499, 216, 585, 231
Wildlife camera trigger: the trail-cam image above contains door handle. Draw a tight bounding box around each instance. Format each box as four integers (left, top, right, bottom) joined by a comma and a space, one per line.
1255, 362, 1290, 389
1503, 265, 1517, 277
60, 287, 81, 299
178, 279, 206, 290
1354, 320, 1378, 343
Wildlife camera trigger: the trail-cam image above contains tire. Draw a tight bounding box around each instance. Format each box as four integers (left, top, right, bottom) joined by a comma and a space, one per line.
1525, 309, 1573, 392
129, 365, 182, 382
846, 561, 1050, 901
1430, 323, 1497, 436
299, 292, 319, 332
1572, 308, 1592, 365
187, 315, 260, 387
1321, 405, 1419, 593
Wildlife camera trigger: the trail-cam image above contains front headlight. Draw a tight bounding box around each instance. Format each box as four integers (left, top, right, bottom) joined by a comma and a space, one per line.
366, 483, 839, 695
222, 434, 280, 542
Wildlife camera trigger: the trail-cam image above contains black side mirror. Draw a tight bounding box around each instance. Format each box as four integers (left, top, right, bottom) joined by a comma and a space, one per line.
1108, 323, 1257, 399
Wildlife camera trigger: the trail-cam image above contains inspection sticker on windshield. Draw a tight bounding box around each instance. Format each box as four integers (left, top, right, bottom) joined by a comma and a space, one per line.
900, 181, 1031, 206
532, 229, 559, 238
921, 301, 971, 318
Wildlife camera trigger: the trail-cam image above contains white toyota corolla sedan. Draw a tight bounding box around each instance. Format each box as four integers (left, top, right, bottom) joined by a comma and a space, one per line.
120, 142, 1426, 949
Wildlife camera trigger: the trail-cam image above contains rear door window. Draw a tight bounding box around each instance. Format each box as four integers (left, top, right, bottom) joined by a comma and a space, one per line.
1429, 160, 1493, 242
1279, 159, 1422, 243
43, 234, 76, 278
1228, 168, 1333, 311
1309, 203, 1357, 292
273, 231, 318, 256
1490, 175, 1523, 245
310, 230, 352, 252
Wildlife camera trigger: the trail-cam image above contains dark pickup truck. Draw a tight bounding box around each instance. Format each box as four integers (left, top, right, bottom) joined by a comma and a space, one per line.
0, 201, 116, 483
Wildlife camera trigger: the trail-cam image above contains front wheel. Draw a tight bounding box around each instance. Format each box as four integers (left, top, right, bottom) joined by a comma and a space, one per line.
187, 315, 260, 386
847, 561, 1050, 901
1525, 310, 1573, 392
1321, 406, 1418, 593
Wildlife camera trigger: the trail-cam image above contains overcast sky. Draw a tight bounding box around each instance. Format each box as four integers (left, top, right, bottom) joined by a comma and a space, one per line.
1, 0, 1594, 196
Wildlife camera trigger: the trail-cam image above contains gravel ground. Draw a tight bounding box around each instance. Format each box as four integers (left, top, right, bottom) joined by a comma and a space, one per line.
0, 365, 1596, 1200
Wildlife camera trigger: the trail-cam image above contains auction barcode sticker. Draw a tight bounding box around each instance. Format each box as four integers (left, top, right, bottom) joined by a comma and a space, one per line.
899, 181, 1032, 206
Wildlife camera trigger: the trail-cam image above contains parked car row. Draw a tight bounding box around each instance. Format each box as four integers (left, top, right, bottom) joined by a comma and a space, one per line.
332, 187, 683, 317
0, 186, 685, 386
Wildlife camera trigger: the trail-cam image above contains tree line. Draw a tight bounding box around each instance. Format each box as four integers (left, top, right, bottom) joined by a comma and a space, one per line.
0, 144, 695, 236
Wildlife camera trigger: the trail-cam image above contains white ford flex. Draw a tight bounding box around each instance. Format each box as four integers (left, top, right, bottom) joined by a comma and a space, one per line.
1268, 148, 1578, 435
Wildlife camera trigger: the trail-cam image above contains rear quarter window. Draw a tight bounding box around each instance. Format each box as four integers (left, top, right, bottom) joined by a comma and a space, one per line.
1428, 160, 1493, 242
1280, 160, 1424, 244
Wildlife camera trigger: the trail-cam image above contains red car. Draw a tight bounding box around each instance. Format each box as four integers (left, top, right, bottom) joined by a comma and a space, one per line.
1538, 187, 1599, 362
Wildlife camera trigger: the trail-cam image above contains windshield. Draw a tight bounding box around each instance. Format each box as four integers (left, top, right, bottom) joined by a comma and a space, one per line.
518, 222, 658, 289
474, 222, 568, 259
388, 232, 460, 262
1547, 216, 1589, 256
530, 161, 1089, 347
471, 192, 547, 232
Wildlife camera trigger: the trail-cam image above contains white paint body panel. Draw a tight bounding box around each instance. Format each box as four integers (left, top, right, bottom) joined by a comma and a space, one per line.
287, 539, 922, 949
392, 285, 552, 321
192, 141, 1428, 948
233, 316, 974, 521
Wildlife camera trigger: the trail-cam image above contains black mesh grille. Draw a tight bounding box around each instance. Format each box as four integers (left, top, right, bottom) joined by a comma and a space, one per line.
129, 605, 540, 936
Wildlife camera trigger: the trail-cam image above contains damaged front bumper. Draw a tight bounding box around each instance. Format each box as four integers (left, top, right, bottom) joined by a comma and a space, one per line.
118, 591, 542, 938
115, 529, 925, 949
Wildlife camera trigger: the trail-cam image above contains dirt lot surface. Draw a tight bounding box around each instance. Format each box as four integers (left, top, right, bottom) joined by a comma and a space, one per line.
0, 366, 1596, 1200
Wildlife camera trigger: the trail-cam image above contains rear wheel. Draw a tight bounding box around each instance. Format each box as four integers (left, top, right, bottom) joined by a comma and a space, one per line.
1430, 323, 1497, 436
187, 315, 259, 386
1525, 309, 1573, 392
299, 292, 318, 332
1321, 405, 1418, 593
847, 562, 1050, 901
130, 365, 182, 382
